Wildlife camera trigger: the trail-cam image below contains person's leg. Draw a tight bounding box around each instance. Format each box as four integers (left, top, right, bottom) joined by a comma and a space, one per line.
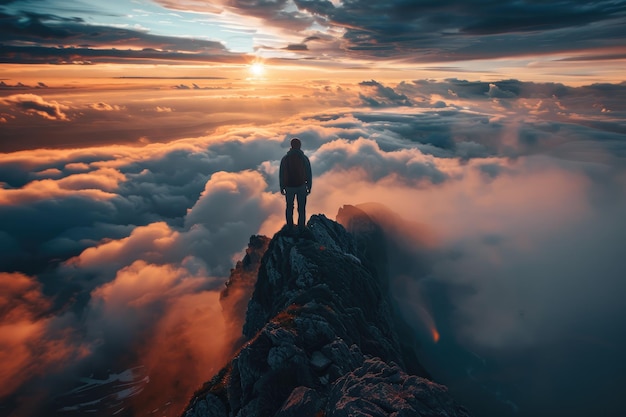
296, 185, 307, 228
285, 187, 296, 227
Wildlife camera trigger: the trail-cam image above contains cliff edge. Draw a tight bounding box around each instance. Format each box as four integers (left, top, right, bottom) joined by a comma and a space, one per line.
182, 212, 470, 417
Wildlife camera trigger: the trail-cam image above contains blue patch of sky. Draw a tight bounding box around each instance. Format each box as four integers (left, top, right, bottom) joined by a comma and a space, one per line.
3, 0, 255, 52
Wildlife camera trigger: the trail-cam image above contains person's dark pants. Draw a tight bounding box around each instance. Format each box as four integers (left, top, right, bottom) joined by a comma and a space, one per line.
285, 185, 308, 228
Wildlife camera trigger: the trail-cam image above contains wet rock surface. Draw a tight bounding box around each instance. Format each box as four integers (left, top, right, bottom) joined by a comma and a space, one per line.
182, 214, 470, 417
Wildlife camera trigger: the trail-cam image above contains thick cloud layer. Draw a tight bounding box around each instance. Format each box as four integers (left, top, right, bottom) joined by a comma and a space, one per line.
1, 0, 625, 66
293, 0, 626, 60
1, 78, 625, 416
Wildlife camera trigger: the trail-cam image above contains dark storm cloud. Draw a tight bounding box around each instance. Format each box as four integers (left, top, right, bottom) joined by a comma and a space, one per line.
292, 0, 626, 60
151, 0, 626, 62
0, 10, 243, 64
5, 0, 625, 64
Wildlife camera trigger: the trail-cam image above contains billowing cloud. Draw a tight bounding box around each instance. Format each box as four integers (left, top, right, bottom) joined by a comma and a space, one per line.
129, 286, 232, 414
312, 137, 447, 184
0, 272, 87, 399
0, 167, 123, 205
62, 169, 281, 283
0, 93, 70, 120
359, 80, 413, 107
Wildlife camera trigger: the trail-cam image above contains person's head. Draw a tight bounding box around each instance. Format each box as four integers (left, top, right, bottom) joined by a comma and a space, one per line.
290, 137, 301, 149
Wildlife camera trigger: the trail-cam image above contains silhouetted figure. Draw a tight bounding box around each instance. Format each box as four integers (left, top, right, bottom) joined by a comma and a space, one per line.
280, 137, 312, 229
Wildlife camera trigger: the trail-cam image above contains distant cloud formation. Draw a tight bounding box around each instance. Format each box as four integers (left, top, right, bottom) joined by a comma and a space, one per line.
359, 80, 413, 107
0, 94, 70, 121
89, 102, 124, 111
0, 81, 47, 90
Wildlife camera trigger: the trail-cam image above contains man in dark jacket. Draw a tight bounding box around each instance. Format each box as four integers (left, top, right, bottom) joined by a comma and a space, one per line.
279, 137, 312, 229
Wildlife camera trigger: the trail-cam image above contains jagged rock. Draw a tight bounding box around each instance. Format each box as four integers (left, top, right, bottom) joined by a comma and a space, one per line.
326, 358, 469, 417
274, 387, 325, 417
310, 351, 332, 372
184, 393, 227, 417
182, 215, 470, 417
220, 235, 271, 351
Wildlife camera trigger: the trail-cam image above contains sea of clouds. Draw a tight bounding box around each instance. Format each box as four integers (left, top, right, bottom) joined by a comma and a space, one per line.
1, 78, 625, 416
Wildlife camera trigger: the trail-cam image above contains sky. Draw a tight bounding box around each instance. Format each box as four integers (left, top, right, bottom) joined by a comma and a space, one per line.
1, 1, 626, 416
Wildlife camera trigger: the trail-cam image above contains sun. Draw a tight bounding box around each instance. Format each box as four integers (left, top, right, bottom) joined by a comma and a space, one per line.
249, 62, 265, 77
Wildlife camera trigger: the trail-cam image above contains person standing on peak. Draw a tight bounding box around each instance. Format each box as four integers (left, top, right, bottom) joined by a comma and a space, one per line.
279, 137, 312, 229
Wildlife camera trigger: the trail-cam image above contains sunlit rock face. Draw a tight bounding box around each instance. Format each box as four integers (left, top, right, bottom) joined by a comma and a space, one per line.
182, 214, 470, 417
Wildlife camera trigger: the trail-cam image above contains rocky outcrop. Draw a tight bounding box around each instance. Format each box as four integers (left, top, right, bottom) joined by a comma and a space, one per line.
220, 234, 271, 353
182, 214, 470, 417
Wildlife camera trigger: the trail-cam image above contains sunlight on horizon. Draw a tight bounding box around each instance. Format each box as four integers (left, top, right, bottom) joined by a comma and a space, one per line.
249, 62, 265, 78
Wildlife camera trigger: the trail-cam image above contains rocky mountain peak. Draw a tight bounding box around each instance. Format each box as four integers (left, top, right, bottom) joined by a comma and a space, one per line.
182, 213, 470, 417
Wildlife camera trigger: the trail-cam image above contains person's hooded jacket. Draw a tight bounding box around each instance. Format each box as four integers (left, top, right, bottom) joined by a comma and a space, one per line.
279, 148, 312, 191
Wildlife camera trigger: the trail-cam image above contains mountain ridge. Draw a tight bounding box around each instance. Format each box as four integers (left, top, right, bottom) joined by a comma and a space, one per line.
182, 210, 470, 417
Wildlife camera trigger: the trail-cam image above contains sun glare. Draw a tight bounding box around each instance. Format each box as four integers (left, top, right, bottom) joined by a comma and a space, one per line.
249, 63, 265, 77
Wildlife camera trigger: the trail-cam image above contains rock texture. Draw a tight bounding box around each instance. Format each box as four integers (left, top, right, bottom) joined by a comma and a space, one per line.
182, 214, 470, 417
220, 234, 271, 353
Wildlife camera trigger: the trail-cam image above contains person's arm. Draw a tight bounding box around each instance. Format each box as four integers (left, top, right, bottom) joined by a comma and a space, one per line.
279, 156, 286, 194
305, 155, 312, 193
